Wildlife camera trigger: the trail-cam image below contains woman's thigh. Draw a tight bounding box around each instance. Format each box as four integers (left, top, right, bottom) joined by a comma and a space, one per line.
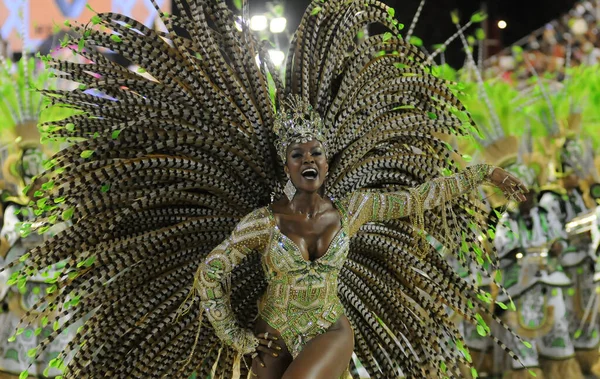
282, 315, 354, 379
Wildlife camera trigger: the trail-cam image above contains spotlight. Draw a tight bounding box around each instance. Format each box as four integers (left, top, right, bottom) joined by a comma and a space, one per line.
250, 15, 268, 31
268, 49, 285, 66
498, 20, 507, 29
270, 17, 287, 33
571, 18, 588, 35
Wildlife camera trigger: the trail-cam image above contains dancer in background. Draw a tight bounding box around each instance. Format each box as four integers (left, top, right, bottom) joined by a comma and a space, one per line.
0, 55, 74, 378
494, 163, 580, 379
536, 65, 600, 372
539, 138, 600, 374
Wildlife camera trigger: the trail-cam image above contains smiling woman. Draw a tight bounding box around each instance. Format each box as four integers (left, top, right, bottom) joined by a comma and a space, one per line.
285, 140, 328, 198
194, 97, 527, 378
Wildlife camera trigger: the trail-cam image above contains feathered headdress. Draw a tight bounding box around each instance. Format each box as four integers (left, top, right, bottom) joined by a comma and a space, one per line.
1, 1, 528, 378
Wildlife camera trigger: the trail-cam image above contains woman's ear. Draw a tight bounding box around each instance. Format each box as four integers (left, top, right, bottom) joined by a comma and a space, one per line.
284, 164, 289, 176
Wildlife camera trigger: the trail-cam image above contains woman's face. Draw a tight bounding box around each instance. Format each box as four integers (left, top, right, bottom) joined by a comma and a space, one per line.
285, 139, 328, 195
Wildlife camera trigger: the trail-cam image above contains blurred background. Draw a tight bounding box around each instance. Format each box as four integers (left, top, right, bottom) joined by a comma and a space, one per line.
1, 0, 595, 71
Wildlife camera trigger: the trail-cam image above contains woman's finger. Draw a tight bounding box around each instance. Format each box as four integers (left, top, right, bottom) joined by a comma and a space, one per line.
252, 352, 266, 368
257, 345, 280, 358
256, 332, 279, 341
258, 338, 282, 352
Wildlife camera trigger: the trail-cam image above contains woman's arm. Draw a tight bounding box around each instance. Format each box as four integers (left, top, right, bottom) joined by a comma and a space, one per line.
193, 208, 271, 354
343, 164, 524, 236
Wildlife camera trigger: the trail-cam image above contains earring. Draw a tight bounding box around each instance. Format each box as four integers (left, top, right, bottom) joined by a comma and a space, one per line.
284, 178, 296, 201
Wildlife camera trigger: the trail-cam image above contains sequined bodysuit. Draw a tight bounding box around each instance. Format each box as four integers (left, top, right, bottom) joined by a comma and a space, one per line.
194, 164, 491, 357
259, 200, 349, 356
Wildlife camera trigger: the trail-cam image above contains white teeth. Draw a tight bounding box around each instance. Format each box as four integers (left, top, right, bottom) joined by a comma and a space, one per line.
301, 168, 318, 179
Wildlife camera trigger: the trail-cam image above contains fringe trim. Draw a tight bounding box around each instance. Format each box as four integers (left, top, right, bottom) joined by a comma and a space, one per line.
539, 357, 584, 379
506, 367, 544, 379
232, 352, 242, 378
211, 346, 224, 377
591, 354, 600, 377
575, 348, 599, 374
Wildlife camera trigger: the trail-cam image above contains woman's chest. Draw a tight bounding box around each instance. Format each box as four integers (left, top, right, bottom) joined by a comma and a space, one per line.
262, 225, 350, 280
277, 216, 341, 261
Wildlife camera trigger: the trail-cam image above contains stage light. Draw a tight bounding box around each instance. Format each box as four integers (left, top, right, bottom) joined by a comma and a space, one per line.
571, 18, 588, 35
270, 17, 287, 33
250, 15, 268, 31
268, 49, 285, 66
498, 20, 507, 29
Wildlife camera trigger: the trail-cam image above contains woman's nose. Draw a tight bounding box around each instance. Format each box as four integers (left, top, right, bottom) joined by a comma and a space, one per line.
303, 154, 315, 163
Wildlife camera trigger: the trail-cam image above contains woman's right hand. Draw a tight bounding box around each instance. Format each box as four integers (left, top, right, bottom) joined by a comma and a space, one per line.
252, 332, 282, 367
488, 167, 528, 202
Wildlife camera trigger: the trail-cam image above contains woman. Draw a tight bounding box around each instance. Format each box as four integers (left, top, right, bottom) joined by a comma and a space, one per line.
3, 0, 527, 378
196, 100, 526, 378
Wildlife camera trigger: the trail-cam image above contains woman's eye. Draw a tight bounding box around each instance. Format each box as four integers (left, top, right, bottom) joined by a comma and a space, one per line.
312, 151, 322, 156
291, 153, 302, 158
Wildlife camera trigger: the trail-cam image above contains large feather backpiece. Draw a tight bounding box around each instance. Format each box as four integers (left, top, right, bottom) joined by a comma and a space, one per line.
2, 0, 526, 378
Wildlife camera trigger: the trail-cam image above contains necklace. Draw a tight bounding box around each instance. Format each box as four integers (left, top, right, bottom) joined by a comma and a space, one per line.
292, 205, 321, 219
295, 209, 315, 219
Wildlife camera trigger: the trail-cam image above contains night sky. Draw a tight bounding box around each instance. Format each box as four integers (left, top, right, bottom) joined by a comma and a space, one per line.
216, 0, 579, 67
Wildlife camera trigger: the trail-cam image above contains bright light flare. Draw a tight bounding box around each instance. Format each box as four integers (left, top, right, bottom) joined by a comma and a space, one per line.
268, 49, 285, 66
498, 20, 507, 29
250, 15, 268, 31
270, 17, 287, 33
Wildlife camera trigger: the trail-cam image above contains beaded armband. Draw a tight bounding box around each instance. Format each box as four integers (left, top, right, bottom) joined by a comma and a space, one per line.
232, 329, 260, 355
480, 163, 497, 186
196, 249, 260, 355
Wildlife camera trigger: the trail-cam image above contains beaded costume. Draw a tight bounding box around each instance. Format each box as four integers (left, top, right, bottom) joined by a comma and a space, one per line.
0, 0, 528, 378
196, 166, 491, 358
495, 206, 578, 373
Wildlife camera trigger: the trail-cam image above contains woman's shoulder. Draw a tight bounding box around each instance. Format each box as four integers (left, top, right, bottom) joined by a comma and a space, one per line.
247, 205, 272, 218
236, 206, 273, 229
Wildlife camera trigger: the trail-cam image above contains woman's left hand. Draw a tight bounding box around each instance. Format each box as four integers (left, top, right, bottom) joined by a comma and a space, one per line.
251, 332, 282, 368
488, 167, 528, 202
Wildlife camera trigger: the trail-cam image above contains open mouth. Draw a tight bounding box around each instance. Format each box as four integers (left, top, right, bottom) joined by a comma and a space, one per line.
301, 168, 318, 180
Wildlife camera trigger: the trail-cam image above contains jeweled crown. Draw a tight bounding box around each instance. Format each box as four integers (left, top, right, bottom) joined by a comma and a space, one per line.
273, 95, 327, 162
